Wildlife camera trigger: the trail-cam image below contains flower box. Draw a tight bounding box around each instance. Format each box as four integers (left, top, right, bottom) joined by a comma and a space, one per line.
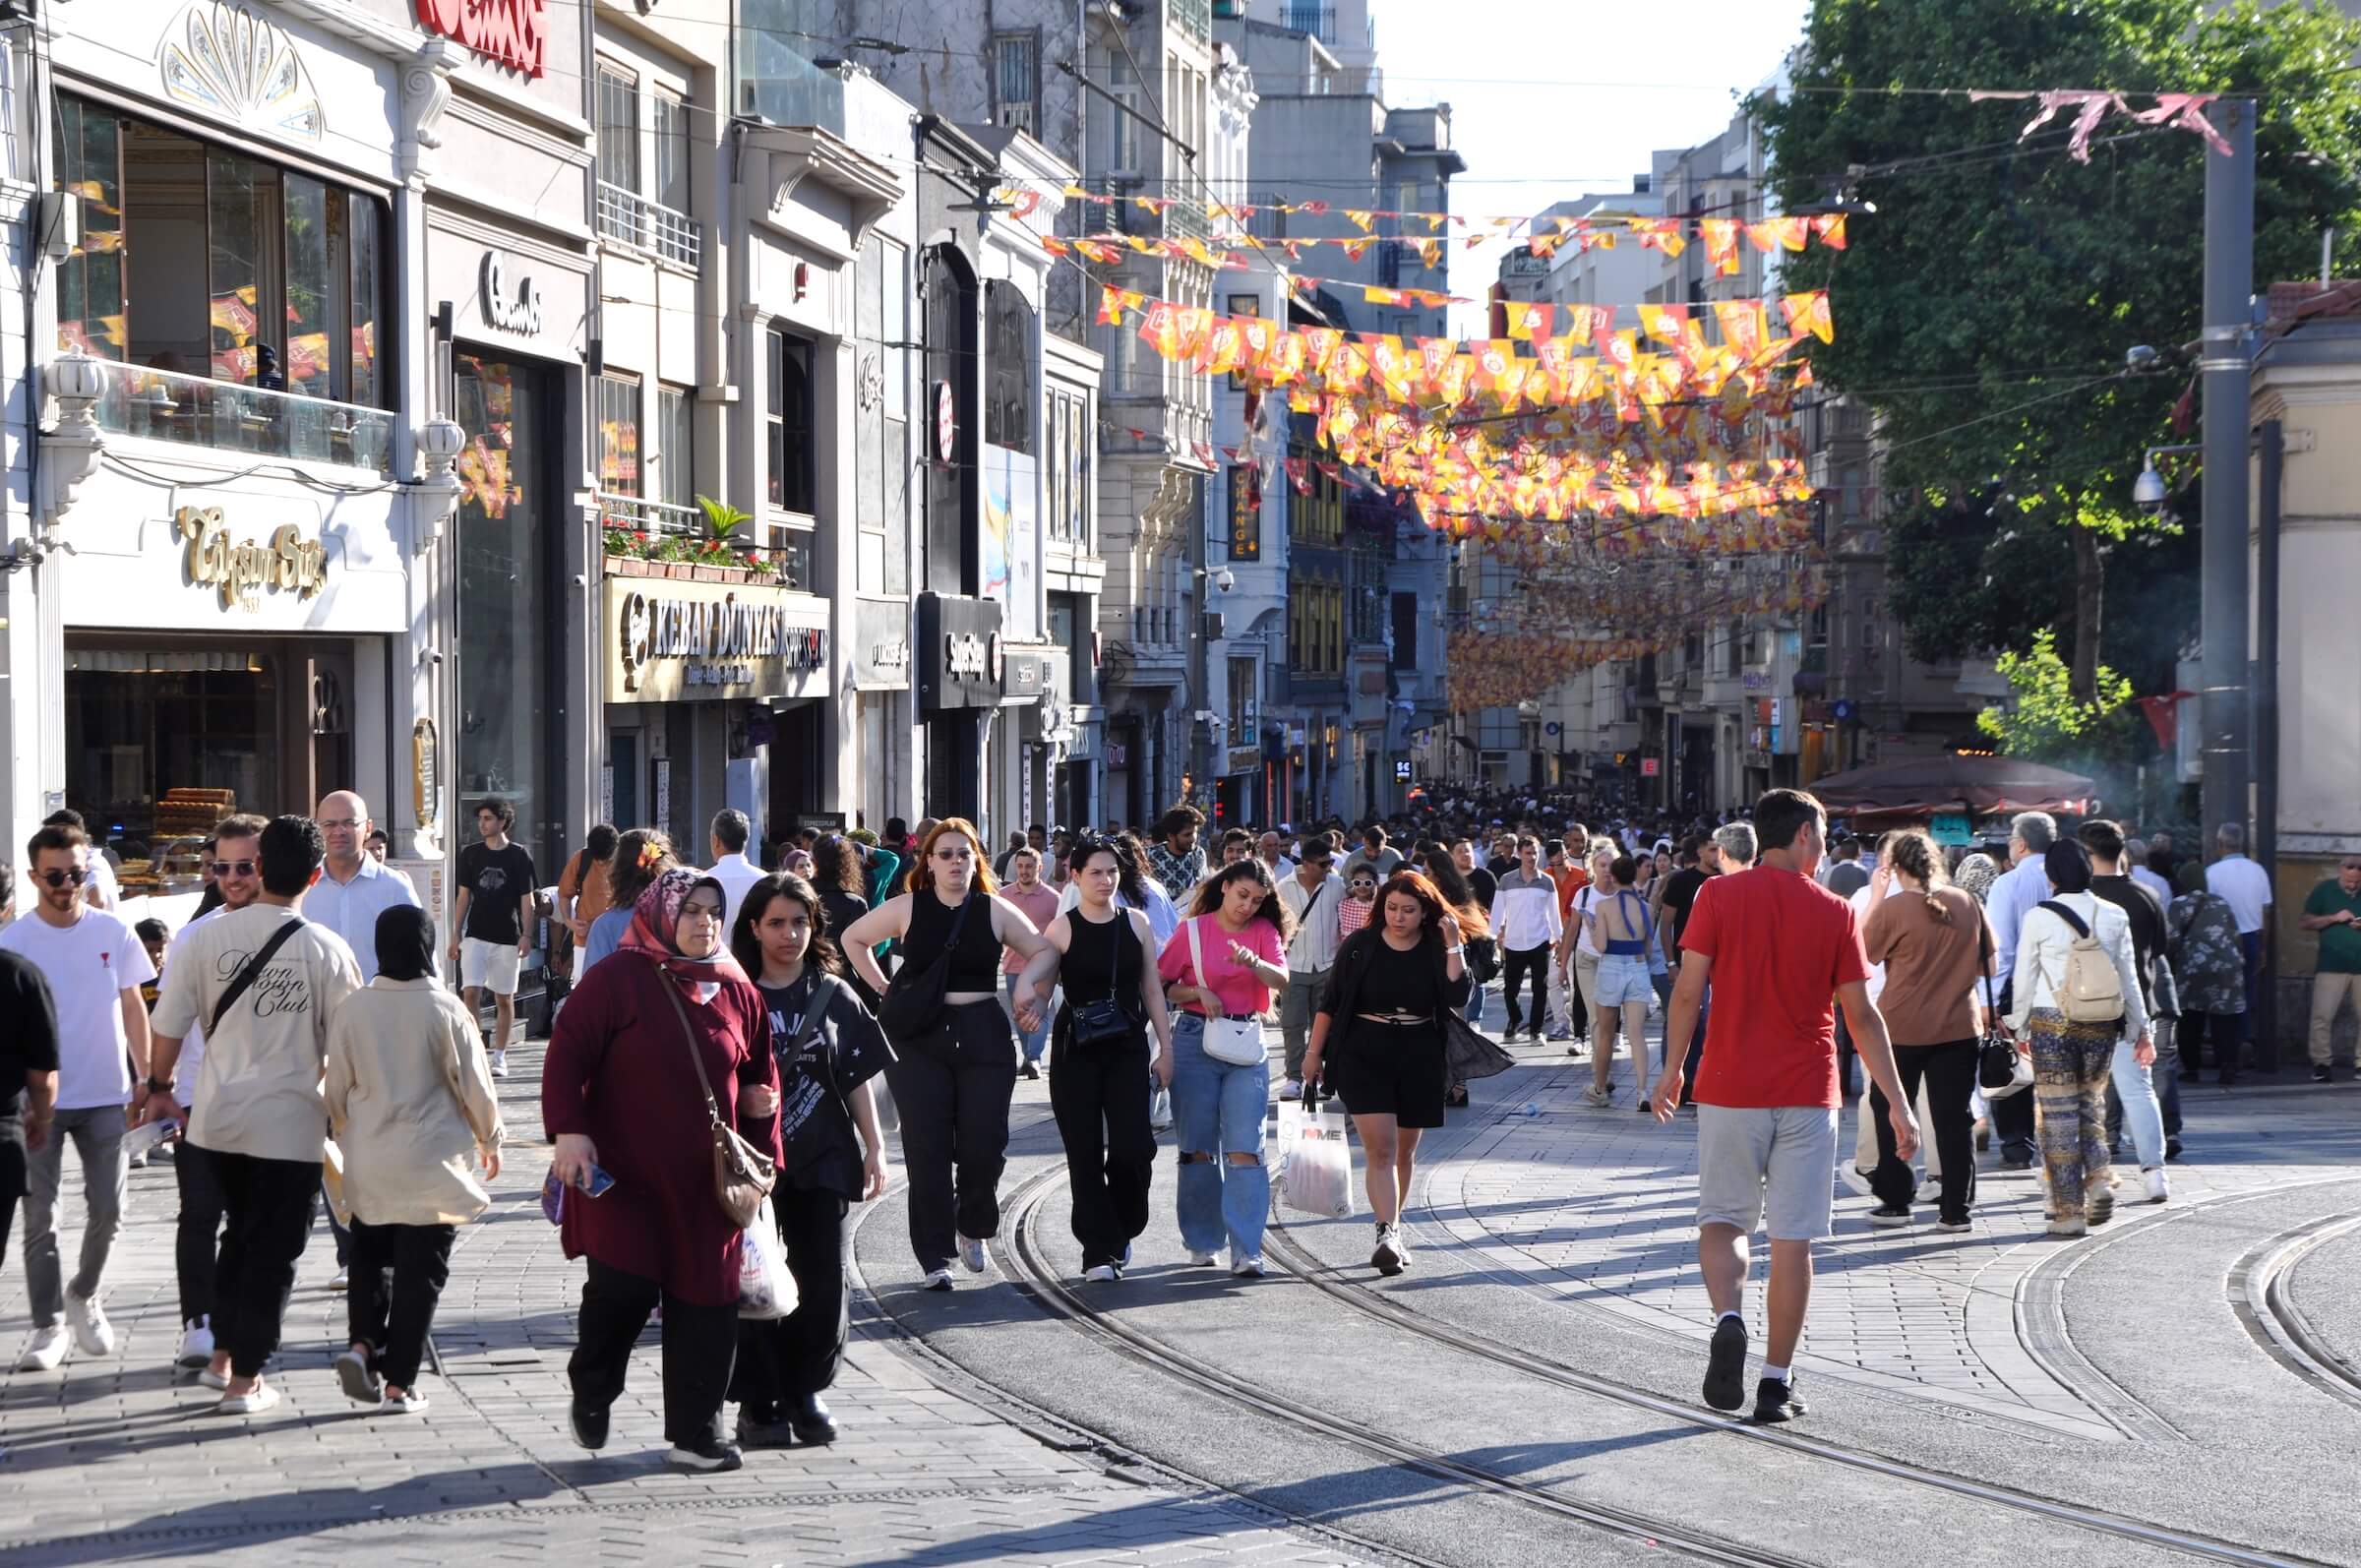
663, 561, 694, 580
692, 564, 726, 582
607, 554, 649, 577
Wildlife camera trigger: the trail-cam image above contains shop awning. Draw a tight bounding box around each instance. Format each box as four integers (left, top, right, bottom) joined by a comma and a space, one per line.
1807, 755, 2098, 820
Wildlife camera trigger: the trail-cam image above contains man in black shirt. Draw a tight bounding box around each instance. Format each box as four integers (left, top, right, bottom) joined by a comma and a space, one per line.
1652, 834, 1721, 1103
452, 797, 537, 1077
0, 892, 64, 1269
2082, 819, 2176, 1185
1453, 838, 1498, 912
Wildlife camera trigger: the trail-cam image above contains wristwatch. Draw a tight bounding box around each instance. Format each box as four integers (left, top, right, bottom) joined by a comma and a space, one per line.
144, 1075, 173, 1097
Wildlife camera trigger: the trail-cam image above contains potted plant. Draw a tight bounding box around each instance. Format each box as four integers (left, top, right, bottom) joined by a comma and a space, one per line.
603, 525, 651, 576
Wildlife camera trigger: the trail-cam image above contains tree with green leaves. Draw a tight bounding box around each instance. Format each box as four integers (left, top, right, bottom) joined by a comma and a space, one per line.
1974, 627, 2140, 762
1760, 0, 2361, 701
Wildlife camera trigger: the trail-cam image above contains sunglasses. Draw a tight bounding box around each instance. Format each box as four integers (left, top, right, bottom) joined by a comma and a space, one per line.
35, 868, 87, 888
210, 860, 258, 878
934, 848, 972, 861
1350, 879, 1376, 890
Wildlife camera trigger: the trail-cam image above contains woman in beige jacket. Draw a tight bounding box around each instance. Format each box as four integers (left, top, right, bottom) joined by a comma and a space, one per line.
325, 906, 504, 1413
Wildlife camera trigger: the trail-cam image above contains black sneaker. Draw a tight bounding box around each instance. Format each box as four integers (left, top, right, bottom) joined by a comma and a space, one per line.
2315, 1065, 2333, 1084
1866, 1204, 1910, 1228
666, 1436, 745, 1472
1703, 1316, 1748, 1412
570, 1400, 609, 1451
734, 1410, 799, 1449
2165, 1136, 2184, 1162
1752, 1375, 1806, 1423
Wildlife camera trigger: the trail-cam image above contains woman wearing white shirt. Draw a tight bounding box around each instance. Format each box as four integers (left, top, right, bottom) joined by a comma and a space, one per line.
1562, 844, 1616, 1058
2003, 840, 2151, 1236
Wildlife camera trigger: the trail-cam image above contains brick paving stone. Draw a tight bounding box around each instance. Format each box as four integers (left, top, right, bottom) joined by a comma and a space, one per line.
0, 1039, 1361, 1566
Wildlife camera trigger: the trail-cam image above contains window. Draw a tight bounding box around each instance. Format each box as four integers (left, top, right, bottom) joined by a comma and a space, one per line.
1287, 573, 1344, 679
55, 96, 388, 408
656, 384, 693, 508
993, 30, 1039, 132
596, 66, 638, 193
1229, 656, 1257, 740
1390, 591, 1418, 670
985, 280, 1035, 452
1102, 53, 1141, 175
767, 328, 816, 513
595, 374, 641, 497
1291, 441, 1343, 546
653, 90, 689, 213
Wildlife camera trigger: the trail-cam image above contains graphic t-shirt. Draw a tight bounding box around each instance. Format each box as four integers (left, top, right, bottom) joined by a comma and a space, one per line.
1680, 867, 1869, 1110
0, 951, 60, 1118
760, 973, 892, 1198
0, 909, 154, 1110
151, 906, 363, 1162
1157, 914, 1285, 1019
457, 840, 538, 944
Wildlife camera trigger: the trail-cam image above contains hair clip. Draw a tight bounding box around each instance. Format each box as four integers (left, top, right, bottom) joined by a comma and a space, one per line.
638, 842, 664, 871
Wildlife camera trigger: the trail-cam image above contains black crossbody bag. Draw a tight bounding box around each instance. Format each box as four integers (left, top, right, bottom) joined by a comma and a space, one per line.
208, 918, 309, 1037
878, 893, 975, 1040
1065, 911, 1140, 1048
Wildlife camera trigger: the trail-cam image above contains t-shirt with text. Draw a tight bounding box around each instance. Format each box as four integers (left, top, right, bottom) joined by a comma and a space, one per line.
1680, 866, 1869, 1110
457, 840, 538, 944
0, 909, 154, 1111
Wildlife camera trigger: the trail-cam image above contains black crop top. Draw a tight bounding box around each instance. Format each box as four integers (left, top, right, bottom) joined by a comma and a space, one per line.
1356, 942, 1447, 1016
1062, 906, 1142, 1005
906, 890, 1002, 992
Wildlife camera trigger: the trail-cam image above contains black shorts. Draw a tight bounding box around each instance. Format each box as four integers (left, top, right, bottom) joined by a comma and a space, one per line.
1328, 1019, 1448, 1129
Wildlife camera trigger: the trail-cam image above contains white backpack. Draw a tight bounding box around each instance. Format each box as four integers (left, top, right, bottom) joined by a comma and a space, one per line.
2038, 899, 2125, 1024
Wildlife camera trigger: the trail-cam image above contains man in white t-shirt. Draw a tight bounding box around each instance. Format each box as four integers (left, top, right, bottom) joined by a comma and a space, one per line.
42, 809, 119, 911
2206, 820, 2274, 1045
703, 809, 766, 936
145, 815, 362, 1415
3, 823, 154, 1372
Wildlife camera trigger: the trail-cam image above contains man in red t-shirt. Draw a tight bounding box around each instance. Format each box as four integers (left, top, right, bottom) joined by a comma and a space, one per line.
1649, 789, 1918, 1426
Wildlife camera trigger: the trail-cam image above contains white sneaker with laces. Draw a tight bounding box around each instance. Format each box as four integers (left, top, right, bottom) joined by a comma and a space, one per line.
921, 1267, 955, 1292
178, 1317, 214, 1369
1280, 1077, 1303, 1101
491, 1050, 511, 1078
2144, 1168, 2170, 1204
17, 1324, 68, 1372
1083, 1264, 1119, 1283
1187, 1249, 1220, 1267
1582, 1085, 1611, 1108
379, 1389, 429, 1416
957, 1234, 990, 1273
1230, 1255, 1265, 1277
65, 1288, 114, 1357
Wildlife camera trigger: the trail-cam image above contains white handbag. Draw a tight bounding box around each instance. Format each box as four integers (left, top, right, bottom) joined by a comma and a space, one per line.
1185, 919, 1268, 1066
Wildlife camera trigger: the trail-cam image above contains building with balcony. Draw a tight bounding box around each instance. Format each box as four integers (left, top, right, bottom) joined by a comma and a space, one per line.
14, 0, 543, 919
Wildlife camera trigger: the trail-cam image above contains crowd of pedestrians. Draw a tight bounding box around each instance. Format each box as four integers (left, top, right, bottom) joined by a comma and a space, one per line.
0, 773, 2346, 1466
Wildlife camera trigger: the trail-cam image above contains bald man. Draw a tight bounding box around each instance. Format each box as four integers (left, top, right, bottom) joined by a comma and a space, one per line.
306, 790, 419, 983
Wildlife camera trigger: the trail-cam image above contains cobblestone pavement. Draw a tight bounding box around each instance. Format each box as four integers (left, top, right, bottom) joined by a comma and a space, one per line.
0, 1040, 1358, 1566
1421, 1031, 2361, 1442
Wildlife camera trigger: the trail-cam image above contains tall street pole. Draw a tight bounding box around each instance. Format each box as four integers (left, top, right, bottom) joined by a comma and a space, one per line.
2199, 99, 2254, 866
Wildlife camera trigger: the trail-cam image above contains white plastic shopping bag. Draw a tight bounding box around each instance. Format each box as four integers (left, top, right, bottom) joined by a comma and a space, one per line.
736, 1199, 800, 1320
1277, 1097, 1356, 1220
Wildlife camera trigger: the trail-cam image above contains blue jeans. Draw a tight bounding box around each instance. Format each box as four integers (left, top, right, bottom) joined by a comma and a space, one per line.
1006, 974, 1055, 1064
2108, 1035, 2167, 1169
1170, 1013, 1271, 1260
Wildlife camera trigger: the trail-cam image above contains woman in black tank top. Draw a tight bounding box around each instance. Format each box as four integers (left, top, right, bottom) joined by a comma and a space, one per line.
840, 819, 1058, 1290
1013, 838, 1175, 1280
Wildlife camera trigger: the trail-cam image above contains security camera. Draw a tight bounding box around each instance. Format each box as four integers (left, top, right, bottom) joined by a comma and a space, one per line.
2125, 344, 2161, 374
1213, 568, 1236, 593
2132, 464, 2167, 513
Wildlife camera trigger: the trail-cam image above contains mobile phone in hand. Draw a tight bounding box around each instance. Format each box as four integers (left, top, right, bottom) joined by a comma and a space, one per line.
581, 1163, 617, 1197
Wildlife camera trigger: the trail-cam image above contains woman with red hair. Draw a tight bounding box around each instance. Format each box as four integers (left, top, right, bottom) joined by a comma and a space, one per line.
1302, 870, 1470, 1276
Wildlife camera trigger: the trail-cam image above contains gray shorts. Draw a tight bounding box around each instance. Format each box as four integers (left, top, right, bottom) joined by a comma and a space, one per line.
1695, 1104, 1840, 1241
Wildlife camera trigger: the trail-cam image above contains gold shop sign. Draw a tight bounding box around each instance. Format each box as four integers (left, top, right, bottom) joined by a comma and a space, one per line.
176, 507, 329, 612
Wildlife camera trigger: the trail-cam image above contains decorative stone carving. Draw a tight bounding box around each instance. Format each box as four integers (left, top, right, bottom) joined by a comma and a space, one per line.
399, 39, 462, 192
157, 2, 324, 145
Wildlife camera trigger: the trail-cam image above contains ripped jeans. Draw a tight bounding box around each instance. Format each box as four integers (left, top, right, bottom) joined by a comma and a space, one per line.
1169, 1013, 1271, 1261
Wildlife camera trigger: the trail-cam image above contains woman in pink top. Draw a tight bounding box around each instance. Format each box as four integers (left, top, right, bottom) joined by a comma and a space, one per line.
999, 847, 1063, 1078
1157, 862, 1294, 1274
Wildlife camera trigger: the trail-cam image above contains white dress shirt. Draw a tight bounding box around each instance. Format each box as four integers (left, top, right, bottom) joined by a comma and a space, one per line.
705, 851, 767, 935
1278, 871, 1344, 973
1986, 858, 2053, 993
2205, 854, 2273, 935
304, 853, 423, 983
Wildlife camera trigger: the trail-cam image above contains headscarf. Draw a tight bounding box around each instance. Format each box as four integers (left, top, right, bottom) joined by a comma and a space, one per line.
375, 904, 437, 982
618, 868, 749, 1002
1953, 852, 1999, 905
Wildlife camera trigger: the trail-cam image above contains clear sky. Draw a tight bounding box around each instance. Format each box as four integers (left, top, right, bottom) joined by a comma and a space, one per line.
1362, 0, 1814, 333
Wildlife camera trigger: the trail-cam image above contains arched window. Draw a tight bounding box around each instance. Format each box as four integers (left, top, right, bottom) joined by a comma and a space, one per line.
985, 279, 1035, 452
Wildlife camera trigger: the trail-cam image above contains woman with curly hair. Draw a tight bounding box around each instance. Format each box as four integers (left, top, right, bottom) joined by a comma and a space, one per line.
1302, 870, 1470, 1275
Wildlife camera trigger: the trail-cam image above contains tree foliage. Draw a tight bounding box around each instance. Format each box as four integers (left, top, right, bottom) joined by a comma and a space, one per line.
1975, 629, 2138, 762
1761, 0, 2361, 697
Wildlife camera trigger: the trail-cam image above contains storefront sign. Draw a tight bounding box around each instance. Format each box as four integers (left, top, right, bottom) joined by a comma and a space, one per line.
175, 506, 327, 612
415, 0, 548, 78
1227, 464, 1260, 560
480, 253, 544, 335
1229, 747, 1262, 776
917, 592, 1004, 710
411, 719, 441, 835
605, 577, 829, 703
1002, 650, 1053, 702
1930, 812, 1973, 848
852, 599, 912, 690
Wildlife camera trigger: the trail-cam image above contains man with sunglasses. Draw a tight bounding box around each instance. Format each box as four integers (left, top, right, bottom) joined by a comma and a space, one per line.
151, 814, 268, 1371
3, 822, 155, 1372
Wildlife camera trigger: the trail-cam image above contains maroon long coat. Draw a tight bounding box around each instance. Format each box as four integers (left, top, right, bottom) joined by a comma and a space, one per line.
542, 952, 780, 1305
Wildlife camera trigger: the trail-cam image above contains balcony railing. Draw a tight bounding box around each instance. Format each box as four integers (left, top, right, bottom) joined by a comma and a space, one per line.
83, 358, 394, 472
1172, 0, 1211, 44
600, 493, 817, 592
1283, 3, 1338, 43
597, 181, 702, 268
597, 493, 701, 537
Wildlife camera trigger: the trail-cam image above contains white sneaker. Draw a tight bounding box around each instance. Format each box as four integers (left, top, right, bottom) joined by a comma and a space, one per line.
956, 1234, 990, 1273
1083, 1264, 1120, 1283
921, 1268, 955, 1292
199, 1363, 230, 1391
177, 1318, 214, 1369
1372, 1225, 1404, 1276
1230, 1255, 1265, 1277
216, 1382, 280, 1416
65, 1288, 114, 1357
1280, 1077, 1303, 1101
1582, 1085, 1611, 1108
17, 1324, 68, 1372
2144, 1168, 2170, 1204
378, 1388, 429, 1416
491, 1050, 510, 1079
330, 1268, 349, 1292
1187, 1249, 1220, 1267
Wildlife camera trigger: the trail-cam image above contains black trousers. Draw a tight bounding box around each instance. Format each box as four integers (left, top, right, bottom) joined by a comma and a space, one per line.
731, 1185, 850, 1420
208, 1148, 320, 1378
347, 1219, 456, 1388
0, 1117, 24, 1267
1501, 943, 1550, 1036
885, 999, 1018, 1273
173, 1129, 225, 1325
571, 1256, 738, 1447
1869, 1040, 1980, 1225
1049, 1032, 1156, 1269
2182, 1009, 2243, 1081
